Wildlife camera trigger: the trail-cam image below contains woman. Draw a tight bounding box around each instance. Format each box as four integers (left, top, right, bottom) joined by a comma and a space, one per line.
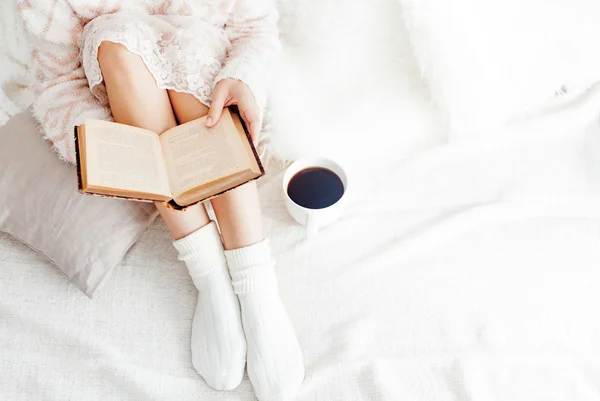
18, 1, 304, 399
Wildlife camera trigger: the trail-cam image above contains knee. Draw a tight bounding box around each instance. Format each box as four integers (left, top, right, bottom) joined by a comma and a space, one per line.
97, 41, 138, 75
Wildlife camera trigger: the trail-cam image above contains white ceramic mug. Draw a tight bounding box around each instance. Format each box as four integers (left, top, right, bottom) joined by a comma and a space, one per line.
282, 158, 348, 238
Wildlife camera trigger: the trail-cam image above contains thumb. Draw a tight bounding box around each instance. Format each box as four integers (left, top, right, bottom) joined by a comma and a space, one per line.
206, 87, 227, 127
248, 119, 261, 145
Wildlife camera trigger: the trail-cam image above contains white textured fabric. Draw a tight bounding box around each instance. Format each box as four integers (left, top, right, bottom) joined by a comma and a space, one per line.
172, 221, 246, 390
3, 70, 600, 399
398, 0, 600, 137
264, 0, 444, 166
227, 239, 278, 294
226, 240, 304, 401
0, 0, 33, 125
3, 148, 600, 400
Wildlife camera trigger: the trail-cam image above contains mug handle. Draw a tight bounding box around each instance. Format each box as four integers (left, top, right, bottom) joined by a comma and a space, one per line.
306, 214, 319, 239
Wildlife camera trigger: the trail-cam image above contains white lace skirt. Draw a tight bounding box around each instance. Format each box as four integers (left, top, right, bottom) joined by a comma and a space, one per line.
82, 12, 231, 107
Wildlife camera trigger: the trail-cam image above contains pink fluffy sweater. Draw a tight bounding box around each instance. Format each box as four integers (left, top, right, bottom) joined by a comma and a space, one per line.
17, 0, 280, 163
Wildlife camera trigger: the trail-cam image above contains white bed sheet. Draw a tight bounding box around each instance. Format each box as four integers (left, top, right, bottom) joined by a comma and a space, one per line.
3, 156, 600, 400
4, 64, 600, 401
4, 0, 600, 397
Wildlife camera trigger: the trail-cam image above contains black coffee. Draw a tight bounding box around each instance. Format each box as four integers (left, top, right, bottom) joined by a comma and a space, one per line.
287, 167, 344, 209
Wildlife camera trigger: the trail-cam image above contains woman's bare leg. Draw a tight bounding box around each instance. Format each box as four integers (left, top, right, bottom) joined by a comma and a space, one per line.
98, 41, 245, 390
97, 41, 210, 240
168, 92, 303, 399
167, 91, 264, 249
153, 202, 211, 240
210, 181, 264, 249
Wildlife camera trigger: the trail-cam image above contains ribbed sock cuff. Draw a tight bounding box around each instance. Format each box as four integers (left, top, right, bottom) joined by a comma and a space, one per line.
173, 221, 226, 280
225, 239, 278, 294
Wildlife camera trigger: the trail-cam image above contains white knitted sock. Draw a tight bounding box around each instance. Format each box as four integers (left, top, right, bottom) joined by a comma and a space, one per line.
225, 240, 304, 401
173, 222, 246, 391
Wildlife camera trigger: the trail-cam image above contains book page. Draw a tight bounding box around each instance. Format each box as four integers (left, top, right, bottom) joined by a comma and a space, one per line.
83, 119, 171, 197
160, 110, 250, 198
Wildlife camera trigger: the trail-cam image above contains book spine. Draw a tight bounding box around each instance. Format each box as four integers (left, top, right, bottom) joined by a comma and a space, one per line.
164, 175, 263, 211
230, 106, 266, 177
74, 126, 84, 193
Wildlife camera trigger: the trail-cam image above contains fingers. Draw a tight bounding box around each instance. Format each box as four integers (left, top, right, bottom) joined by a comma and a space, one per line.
207, 80, 262, 144
206, 86, 228, 127
239, 102, 262, 144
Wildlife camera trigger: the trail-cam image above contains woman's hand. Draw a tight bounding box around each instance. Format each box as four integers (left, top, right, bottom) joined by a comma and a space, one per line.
206, 79, 262, 144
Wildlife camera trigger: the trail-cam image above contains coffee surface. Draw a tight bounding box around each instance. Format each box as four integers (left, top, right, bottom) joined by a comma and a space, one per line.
287, 167, 344, 209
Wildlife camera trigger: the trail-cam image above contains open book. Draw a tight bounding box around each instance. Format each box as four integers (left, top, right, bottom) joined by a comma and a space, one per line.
75, 108, 264, 208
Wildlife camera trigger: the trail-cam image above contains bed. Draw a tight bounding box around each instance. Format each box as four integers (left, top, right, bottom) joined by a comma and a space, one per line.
3, 104, 600, 400
4, 0, 600, 399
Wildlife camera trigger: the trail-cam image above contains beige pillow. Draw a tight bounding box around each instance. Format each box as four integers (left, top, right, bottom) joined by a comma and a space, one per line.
0, 110, 158, 297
